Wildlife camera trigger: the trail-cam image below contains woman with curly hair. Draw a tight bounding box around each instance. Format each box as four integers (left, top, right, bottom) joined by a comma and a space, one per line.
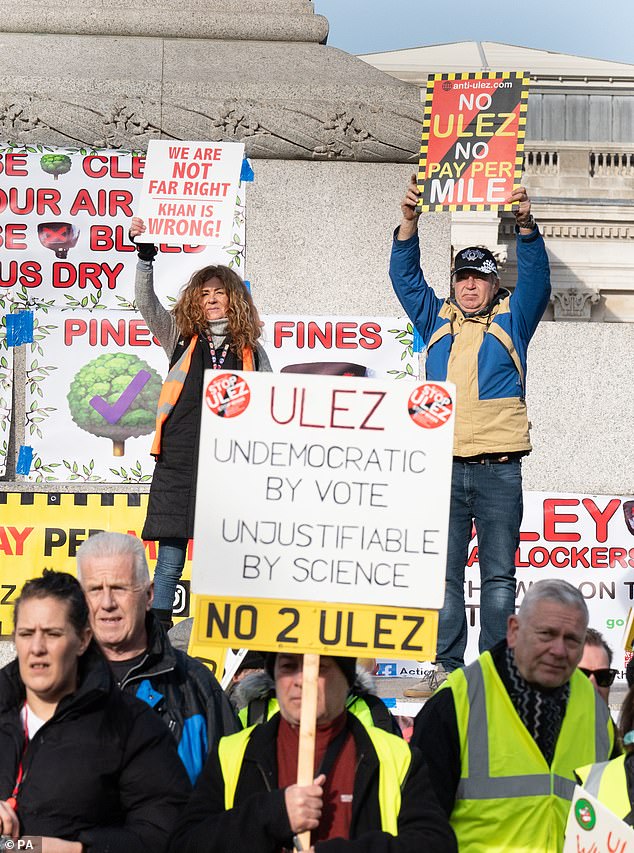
129, 217, 271, 628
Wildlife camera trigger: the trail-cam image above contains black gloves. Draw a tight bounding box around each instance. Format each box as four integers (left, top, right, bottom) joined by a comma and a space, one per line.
129, 230, 158, 261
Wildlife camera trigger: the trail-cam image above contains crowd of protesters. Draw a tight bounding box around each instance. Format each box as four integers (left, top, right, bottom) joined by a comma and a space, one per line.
2, 545, 632, 852
1, 184, 631, 852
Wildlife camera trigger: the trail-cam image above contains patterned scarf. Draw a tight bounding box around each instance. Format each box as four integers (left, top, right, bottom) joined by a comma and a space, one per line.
503, 647, 570, 765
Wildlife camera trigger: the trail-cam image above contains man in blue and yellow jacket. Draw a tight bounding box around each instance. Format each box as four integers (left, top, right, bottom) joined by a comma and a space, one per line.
390, 176, 551, 692
77, 531, 239, 785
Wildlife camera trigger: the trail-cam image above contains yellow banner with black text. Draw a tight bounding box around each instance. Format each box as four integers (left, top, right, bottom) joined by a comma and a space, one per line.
192, 596, 438, 659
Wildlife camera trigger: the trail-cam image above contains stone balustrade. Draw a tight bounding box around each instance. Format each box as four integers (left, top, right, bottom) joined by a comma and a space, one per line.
523, 142, 634, 196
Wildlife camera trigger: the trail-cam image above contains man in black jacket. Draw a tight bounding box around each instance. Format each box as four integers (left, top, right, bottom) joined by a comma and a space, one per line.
169, 653, 457, 853
76, 531, 239, 784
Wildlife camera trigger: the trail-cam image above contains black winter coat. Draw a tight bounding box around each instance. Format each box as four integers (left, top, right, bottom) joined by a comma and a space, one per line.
142, 336, 255, 540
168, 712, 457, 853
118, 612, 239, 784
0, 646, 191, 851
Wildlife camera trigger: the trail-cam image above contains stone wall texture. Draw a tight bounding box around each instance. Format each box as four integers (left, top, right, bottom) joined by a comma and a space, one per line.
0, 2, 631, 498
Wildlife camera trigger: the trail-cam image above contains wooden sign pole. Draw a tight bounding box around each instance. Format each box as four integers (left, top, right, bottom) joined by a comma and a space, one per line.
296, 653, 320, 851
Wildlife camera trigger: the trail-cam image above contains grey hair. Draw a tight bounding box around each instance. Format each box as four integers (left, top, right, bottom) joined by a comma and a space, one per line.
518, 579, 588, 627
585, 626, 613, 666
76, 531, 150, 586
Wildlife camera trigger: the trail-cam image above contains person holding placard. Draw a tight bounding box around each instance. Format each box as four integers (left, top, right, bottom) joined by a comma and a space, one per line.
129, 217, 271, 629
576, 682, 634, 823
390, 175, 551, 695
169, 653, 457, 853
234, 659, 402, 735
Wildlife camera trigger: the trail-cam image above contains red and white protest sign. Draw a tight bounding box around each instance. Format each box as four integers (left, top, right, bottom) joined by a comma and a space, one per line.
192, 371, 456, 610
564, 787, 634, 853
0, 145, 247, 308
136, 140, 244, 246
417, 71, 529, 211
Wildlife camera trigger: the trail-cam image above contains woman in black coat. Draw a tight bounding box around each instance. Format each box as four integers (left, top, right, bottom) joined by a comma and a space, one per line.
0, 570, 190, 852
129, 216, 271, 628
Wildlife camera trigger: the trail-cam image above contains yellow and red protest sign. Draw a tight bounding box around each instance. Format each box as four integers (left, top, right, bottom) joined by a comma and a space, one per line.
417, 70, 529, 211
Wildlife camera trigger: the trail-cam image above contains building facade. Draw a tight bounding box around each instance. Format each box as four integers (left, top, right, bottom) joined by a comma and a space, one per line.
360, 41, 634, 322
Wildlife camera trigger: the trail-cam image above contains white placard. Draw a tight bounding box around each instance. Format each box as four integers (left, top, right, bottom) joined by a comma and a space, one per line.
0, 145, 247, 309
220, 648, 248, 690
137, 140, 244, 247
564, 785, 634, 852
261, 315, 417, 378
192, 371, 455, 609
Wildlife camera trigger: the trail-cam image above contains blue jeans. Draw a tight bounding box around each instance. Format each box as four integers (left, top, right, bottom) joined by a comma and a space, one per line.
152, 538, 188, 611
437, 459, 523, 672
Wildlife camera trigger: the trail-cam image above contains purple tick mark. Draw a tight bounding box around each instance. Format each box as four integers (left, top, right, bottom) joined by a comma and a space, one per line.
90, 370, 152, 425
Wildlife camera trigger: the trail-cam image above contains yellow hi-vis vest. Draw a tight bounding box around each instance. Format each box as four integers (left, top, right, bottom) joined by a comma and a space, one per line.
577, 754, 631, 820
447, 652, 614, 853
217, 723, 411, 836
237, 696, 279, 728
238, 695, 380, 730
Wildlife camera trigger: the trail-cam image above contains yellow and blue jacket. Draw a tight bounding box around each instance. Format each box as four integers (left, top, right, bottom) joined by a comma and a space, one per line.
390, 226, 551, 456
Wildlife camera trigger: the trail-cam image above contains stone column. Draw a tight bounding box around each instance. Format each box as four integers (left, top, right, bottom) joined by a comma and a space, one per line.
0, 0, 450, 306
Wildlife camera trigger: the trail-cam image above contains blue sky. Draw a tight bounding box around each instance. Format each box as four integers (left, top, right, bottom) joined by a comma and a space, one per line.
313, 0, 634, 65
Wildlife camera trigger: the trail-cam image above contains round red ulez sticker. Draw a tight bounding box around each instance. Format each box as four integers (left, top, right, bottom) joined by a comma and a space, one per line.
205, 373, 251, 418
408, 383, 453, 429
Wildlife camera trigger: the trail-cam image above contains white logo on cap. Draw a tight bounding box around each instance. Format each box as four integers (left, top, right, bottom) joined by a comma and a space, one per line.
480, 259, 497, 274
462, 249, 485, 261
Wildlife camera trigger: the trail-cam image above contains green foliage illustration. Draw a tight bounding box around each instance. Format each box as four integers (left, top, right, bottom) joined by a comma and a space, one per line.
40, 153, 72, 180
67, 353, 163, 456
32, 456, 106, 483
0, 286, 55, 314
224, 188, 245, 269
27, 358, 57, 399
61, 458, 104, 482
109, 460, 153, 483
30, 452, 63, 483
387, 323, 418, 380
26, 400, 57, 440
115, 295, 137, 311
63, 292, 106, 310
30, 316, 57, 358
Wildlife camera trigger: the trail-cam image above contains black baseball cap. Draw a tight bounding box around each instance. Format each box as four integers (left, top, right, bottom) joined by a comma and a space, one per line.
452, 246, 499, 279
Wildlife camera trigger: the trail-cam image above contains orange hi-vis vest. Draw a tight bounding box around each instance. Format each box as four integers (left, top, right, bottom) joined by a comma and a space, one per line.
151, 337, 255, 457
